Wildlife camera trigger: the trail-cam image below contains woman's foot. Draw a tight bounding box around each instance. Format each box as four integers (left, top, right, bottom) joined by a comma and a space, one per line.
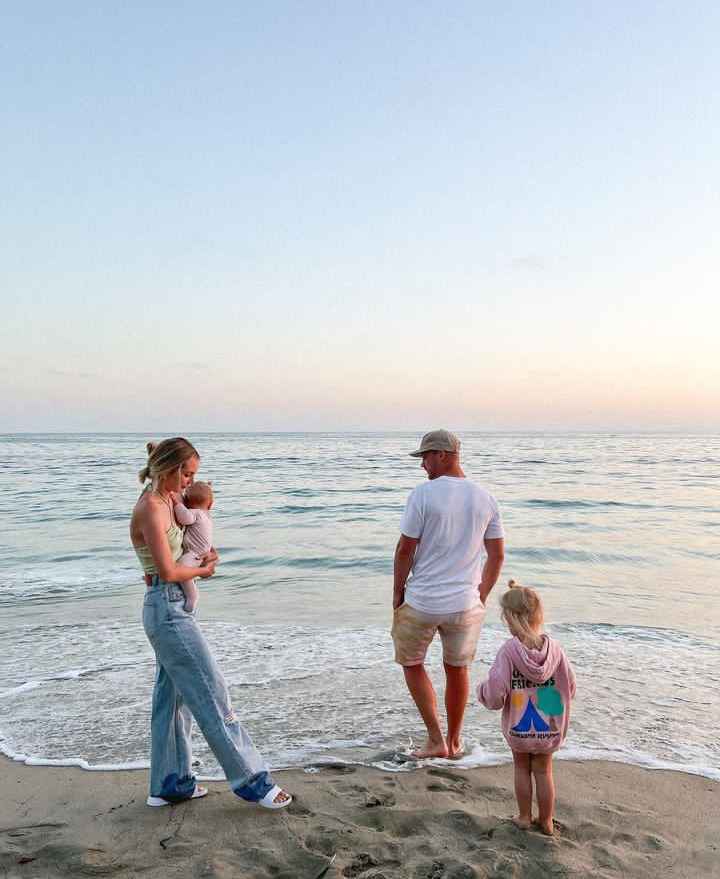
258, 785, 292, 810
410, 737, 449, 759
146, 785, 208, 807
511, 814, 533, 830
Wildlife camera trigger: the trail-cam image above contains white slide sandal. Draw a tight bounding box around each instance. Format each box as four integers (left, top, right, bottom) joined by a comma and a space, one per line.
258, 785, 292, 810
146, 785, 208, 807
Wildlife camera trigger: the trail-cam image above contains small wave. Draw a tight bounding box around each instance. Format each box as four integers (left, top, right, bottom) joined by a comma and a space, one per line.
222, 555, 391, 572
524, 498, 655, 510
509, 547, 647, 564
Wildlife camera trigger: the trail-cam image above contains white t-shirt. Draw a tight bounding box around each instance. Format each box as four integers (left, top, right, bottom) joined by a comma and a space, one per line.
400, 476, 504, 614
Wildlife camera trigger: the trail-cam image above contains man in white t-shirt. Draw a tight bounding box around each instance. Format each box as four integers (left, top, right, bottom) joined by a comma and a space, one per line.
392, 429, 505, 759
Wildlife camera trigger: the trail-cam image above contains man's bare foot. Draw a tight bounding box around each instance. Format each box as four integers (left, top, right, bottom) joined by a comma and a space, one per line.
511, 815, 533, 830
410, 738, 448, 759
447, 740, 465, 760
532, 818, 555, 836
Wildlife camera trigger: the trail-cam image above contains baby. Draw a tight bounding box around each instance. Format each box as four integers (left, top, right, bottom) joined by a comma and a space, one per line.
477, 580, 575, 835
172, 481, 214, 613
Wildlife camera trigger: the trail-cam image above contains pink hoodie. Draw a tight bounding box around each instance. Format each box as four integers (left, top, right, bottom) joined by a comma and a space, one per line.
477, 635, 576, 754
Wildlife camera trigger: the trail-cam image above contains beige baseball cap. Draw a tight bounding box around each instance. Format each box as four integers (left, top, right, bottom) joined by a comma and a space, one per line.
409, 429, 461, 457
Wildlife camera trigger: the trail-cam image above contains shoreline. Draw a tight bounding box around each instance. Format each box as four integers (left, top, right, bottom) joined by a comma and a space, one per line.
3, 740, 719, 784
2, 756, 717, 878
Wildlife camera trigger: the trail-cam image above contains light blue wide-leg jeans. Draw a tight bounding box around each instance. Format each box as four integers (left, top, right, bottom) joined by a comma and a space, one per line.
142, 578, 274, 802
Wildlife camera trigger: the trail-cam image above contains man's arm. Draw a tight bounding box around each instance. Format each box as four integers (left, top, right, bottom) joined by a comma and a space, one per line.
393, 534, 419, 609
478, 537, 505, 604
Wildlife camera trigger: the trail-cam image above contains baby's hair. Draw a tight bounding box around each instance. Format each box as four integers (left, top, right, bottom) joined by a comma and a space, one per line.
184, 481, 213, 507
138, 437, 199, 490
500, 579, 544, 649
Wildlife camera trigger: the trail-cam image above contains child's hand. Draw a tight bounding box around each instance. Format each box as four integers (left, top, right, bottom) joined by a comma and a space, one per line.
169, 491, 180, 505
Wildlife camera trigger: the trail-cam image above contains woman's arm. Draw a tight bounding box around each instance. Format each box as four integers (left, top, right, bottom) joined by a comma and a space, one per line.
140, 498, 215, 582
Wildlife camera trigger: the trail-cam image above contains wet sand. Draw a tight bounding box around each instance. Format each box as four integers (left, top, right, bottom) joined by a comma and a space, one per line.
1, 756, 717, 878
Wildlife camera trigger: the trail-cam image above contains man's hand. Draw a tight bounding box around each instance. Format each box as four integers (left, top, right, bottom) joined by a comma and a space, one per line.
393, 534, 419, 609
478, 538, 505, 604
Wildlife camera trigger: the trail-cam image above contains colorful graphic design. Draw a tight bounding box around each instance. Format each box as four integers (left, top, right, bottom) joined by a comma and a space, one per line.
511, 698, 550, 733
536, 685, 564, 717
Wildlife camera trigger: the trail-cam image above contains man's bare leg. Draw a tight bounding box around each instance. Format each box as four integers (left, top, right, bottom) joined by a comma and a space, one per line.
402, 664, 448, 758
444, 662, 469, 757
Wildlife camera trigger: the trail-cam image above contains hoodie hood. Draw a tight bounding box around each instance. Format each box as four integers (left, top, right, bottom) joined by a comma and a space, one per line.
507, 635, 562, 683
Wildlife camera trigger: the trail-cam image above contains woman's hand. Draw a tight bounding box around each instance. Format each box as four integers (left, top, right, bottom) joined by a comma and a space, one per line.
202, 548, 219, 564
199, 560, 216, 578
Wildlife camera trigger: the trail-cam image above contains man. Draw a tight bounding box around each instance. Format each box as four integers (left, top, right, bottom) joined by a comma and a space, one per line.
392, 429, 505, 759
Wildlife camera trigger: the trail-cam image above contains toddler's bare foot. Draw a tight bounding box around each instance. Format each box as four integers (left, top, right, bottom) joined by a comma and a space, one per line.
533, 818, 555, 836
410, 738, 448, 759
511, 815, 533, 830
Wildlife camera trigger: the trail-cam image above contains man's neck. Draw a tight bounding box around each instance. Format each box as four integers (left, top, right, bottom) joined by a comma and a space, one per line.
433, 465, 466, 479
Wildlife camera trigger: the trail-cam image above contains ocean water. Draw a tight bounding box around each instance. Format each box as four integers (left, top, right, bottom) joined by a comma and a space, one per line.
1, 433, 718, 781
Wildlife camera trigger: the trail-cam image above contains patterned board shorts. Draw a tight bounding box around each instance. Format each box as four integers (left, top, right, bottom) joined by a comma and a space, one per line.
391, 602, 486, 667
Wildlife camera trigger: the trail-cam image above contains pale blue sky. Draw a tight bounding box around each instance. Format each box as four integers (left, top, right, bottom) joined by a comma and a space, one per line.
2, 2, 719, 431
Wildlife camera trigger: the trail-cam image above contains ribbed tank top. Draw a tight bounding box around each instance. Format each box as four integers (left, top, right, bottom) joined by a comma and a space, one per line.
133, 487, 184, 575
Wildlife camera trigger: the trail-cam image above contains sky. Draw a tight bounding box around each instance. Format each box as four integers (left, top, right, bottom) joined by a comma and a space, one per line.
2, 2, 719, 431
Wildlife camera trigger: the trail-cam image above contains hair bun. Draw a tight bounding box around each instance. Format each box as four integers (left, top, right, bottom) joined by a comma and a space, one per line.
146, 442, 157, 455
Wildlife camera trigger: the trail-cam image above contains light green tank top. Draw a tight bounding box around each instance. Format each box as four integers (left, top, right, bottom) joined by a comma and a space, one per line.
133, 487, 184, 575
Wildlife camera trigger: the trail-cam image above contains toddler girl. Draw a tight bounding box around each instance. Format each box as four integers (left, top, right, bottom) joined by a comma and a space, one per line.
477, 580, 575, 835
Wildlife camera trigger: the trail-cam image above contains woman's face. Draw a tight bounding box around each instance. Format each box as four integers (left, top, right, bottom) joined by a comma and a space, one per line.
180, 456, 200, 490
163, 455, 200, 493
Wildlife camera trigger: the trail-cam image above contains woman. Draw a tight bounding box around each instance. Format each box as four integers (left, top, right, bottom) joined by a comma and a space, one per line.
130, 437, 291, 809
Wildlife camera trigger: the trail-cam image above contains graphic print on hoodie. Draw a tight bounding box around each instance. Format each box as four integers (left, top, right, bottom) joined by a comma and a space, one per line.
478, 635, 576, 754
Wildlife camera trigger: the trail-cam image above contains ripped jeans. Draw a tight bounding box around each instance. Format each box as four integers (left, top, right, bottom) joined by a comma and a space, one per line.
142, 578, 274, 802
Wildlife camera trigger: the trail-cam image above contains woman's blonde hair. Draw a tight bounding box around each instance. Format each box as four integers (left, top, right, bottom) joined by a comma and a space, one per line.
500, 579, 544, 649
138, 437, 199, 490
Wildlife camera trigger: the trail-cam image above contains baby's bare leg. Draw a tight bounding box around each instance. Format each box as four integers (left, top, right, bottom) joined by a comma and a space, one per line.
511, 751, 533, 828
177, 552, 200, 613
179, 578, 199, 613
531, 753, 555, 834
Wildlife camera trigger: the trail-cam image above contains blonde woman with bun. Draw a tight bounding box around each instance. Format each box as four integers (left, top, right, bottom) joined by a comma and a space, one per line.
130, 437, 291, 810
477, 580, 575, 835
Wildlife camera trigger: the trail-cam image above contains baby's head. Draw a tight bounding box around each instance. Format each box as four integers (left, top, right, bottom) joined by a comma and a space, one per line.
500, 579, 544, 649
184, 481, 213, 510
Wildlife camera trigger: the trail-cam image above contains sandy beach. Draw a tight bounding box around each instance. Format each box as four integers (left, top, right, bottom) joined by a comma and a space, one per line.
1, 757, 716, 878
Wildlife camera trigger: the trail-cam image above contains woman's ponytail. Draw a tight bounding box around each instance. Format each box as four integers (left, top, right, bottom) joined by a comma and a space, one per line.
137, 437, 198, 488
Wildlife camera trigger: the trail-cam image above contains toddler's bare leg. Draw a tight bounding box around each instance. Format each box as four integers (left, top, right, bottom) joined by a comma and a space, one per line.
531, 753, 555, 834
511, 751, 533, 828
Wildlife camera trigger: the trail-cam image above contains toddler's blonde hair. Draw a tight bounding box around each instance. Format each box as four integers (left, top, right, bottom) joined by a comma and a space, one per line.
500, 579, 544, 649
